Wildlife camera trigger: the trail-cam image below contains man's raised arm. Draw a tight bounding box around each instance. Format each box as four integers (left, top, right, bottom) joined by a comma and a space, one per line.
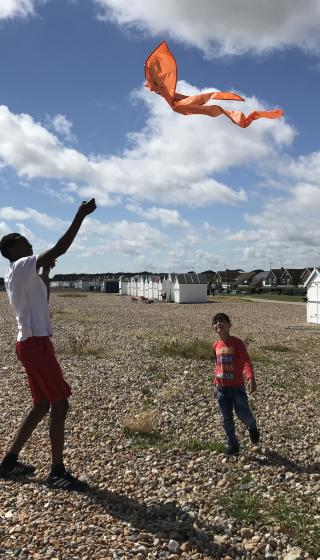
37, 198, 96, 269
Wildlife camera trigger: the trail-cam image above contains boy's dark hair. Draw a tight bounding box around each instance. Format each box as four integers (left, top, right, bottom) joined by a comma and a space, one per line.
0, 233, 21, 260
212, 312, 231, 326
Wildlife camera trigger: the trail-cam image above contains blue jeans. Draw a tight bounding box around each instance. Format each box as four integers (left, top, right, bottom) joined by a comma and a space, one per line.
216, 385, 257, 448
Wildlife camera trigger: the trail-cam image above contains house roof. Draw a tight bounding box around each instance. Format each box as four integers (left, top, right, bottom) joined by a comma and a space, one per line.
280, 268, 306, 284
266, 269, 285, 281
216, 270, 241, 282
235, 271, 256, 283
250, 271, 269, 286
175, 272, 208, 284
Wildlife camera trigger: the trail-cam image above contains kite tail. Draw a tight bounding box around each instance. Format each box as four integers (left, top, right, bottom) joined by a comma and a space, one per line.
174, 91, 244, 106
224, 109, 284, 128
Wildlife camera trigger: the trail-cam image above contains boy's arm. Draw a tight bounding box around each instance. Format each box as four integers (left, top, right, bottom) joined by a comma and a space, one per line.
41, 262, 55, 302
237, 339, 257, 394
37, 199, 96, 269
212, 343, 217, 398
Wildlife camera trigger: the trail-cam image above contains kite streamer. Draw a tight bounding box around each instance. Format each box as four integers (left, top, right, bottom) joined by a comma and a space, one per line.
145, 41, 283, 128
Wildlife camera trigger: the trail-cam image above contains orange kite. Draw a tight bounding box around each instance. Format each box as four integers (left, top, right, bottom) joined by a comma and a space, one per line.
145, 41, 284, 128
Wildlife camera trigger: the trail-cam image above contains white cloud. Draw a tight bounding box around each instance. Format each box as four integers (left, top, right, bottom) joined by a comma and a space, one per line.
224, 181, 320, 267
95, 0, 320, 57
15, 222, 34, 239
0, 93, 293, 208
126, 202, 190, 228
0, 222, 10, 237
0, 206, 66, 230
0, 0, 45, 20
73, 217, 167, 257
50, 114, 77, 143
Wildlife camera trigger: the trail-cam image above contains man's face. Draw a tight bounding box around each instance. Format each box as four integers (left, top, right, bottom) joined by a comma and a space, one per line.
12, 236, 33, 258
213, 317, 231, 338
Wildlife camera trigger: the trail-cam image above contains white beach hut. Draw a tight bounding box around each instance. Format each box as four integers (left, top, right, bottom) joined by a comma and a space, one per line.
304, 268, 320, 324
74, 279, 91, 290
173, 273, 208, 303
138, 276, 145, 298
119, 276, 129, 296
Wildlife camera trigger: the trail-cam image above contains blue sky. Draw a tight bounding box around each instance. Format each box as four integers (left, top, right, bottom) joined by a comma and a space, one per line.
0, 0, 320, 275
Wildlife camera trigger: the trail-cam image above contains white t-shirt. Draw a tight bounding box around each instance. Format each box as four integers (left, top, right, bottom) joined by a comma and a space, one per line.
5, 255, 53, 341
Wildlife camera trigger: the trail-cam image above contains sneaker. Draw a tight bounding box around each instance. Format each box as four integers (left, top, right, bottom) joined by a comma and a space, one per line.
46, 470, 88, 492
0, 461, 36, 477
223, 445, 239, 456
249, 427, 260, 444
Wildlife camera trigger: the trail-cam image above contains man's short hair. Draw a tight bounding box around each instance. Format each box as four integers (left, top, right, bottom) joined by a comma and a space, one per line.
212, 312, 231, 326
0, 233, 21, 260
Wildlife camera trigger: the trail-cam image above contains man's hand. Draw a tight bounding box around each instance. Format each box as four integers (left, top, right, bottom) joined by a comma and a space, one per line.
212, 384, 217, 399
247, 377, 257, 394
77, 198, 97, 218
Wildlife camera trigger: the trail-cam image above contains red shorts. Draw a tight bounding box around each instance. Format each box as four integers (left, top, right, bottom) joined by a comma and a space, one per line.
16, 336, 71, 405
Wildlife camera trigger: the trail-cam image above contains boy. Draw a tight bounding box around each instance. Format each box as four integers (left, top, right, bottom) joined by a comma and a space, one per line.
212, 312, 260, 455
0, 198, 96, 490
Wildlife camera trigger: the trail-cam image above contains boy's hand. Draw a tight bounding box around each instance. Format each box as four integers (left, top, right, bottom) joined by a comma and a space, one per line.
42, 261, 56, 276
247, 377, 257, 394
212, 384, 217, 399
77, 198, 97, 218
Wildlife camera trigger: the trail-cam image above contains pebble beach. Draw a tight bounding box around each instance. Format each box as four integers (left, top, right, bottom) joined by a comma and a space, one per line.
0, 291, 319, 560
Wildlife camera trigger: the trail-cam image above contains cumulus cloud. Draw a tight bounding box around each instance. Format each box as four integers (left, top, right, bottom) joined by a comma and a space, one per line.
73, 217, 167, 257
0, 0, 45, 20
95, 0, 320, 57
0, 90, 293, 208
226, 180, 320, 267
0, 222, 10, 237
50, 114, 77, 143
0, 206, 66, 230
126, 202, 190, 228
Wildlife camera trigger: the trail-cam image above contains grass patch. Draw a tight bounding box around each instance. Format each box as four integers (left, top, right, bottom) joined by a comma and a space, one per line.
268, 496, 320, 557
179, 438, 224, 453
240, 293, 305, 302
260, 343, 295, 353
59, 334, 108, 358
157, 338, 213, 361
159, 383, 186, 401
123, 409, 160, 436
248, 349, 274, 364
127, 431, 224, 452
57, 293, 88, 298
219, 491, 320, 557
219, 491, 263, 524
52, 308, 97, 324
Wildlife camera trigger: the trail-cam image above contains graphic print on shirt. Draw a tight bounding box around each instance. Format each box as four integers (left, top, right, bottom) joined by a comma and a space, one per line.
215, 345, 236, 380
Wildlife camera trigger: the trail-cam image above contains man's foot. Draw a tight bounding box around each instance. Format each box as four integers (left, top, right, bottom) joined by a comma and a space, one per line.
249, 427, 260, 444
0, 461, 36, 478
224, 445, 239, 456
46, 470, 88, 492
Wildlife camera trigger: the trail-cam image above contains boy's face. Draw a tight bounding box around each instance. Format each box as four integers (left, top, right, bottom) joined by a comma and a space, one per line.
213, 317, 231, 339
11, 236, 33, 260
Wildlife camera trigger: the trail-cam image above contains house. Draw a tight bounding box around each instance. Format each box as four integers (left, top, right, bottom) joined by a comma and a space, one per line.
173, 272, 208, 303
235, 271, 257, 286
249, 271, 269, 288
214, 270, 242, 290
304, 268, 320, 324
264, 269, 285, 286
300, 268, 313, 286
279, 268, 306, 287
